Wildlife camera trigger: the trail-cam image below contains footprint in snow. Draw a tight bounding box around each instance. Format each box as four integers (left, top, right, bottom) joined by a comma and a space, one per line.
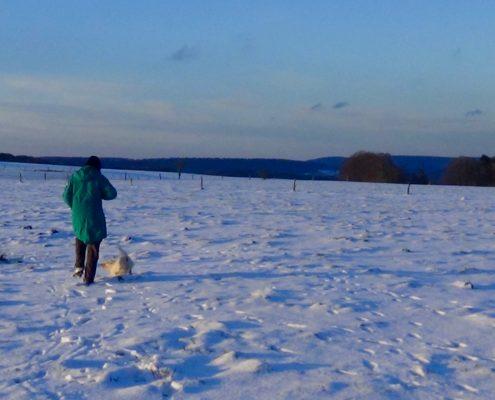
75, 316, 91, 326
362, 359, 379, 372
458, 383, 479, 394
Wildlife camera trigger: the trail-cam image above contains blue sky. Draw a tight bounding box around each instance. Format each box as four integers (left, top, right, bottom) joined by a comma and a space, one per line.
1, 1, 494, 159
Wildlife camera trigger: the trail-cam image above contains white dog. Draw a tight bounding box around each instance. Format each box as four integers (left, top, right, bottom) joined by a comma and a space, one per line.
101, 246, 134, 279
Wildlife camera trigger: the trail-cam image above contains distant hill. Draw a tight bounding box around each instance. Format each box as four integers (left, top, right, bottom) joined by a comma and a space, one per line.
0, 153, 336, 180
0, 152, 453, 182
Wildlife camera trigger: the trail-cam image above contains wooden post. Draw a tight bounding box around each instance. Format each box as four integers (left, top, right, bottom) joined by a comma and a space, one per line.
293, 179, 296, 191
201, 176, 204, 190
44, 172, 47, 181
407, 183, 411, 195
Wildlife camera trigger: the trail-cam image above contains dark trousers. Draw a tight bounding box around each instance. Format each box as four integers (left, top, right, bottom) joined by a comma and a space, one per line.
75, 238, 101, 284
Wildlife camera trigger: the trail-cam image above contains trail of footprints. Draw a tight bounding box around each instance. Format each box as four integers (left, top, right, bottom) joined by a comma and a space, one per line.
10, 277, 482, 399
7, 264, 490, 398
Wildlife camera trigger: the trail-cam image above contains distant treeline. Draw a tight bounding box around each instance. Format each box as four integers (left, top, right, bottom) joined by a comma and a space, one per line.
2, 151, 493, 186
340, 152, 426, 184
339, 151, 495, 187
442, 155, 495, 186
0, 153, 336, 181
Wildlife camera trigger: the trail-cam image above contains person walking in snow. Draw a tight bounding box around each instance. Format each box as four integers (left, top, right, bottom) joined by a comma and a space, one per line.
63, 156, 117, 285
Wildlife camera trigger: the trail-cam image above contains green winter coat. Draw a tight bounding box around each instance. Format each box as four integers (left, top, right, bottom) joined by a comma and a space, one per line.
63, 166, 117, 244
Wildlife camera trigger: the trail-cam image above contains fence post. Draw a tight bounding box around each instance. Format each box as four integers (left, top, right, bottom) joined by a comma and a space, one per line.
201, 176, 204, 190
293, 179, 296, 191
407, 183, 411, 195
44, 172, 47, 181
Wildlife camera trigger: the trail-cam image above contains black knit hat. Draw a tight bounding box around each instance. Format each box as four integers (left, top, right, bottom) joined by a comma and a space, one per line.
85, 155, 102, 170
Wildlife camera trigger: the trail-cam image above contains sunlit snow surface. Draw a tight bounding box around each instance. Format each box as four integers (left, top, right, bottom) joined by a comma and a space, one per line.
1, 162, 495, 399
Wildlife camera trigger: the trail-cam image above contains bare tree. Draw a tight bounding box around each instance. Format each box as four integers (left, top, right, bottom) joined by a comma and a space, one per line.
442, 156, 495, 186
479, 154, 495, 185
340, 151, 404, 183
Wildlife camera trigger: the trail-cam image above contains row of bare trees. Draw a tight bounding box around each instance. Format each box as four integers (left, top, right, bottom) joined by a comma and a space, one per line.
340, 151, 495, 187
442, 155, 495, 186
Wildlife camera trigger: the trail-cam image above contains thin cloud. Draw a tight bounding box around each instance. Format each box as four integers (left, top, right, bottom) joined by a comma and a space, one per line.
169, 45, 199, 62
333, 101, 349, 109
310, 102, 323, 111
465, 109, 483, 118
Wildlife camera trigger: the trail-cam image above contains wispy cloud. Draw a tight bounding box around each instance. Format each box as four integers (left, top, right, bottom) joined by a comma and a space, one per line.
169, 45, 199, 62
465, 109, 483, 118
1, 75, 128, 101
2, 74, 494, 159
333, 101, 349, 109
310, 102, 323, 111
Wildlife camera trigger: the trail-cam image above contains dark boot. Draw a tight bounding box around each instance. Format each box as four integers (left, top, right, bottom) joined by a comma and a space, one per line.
83, 241, 101, 285
74, 238, 86, 277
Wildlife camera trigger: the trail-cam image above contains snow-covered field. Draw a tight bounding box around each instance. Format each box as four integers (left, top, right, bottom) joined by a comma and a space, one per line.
1, 162, 495, 399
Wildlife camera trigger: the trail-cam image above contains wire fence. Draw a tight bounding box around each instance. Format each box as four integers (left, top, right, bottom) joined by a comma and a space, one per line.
0, 162, 225, 183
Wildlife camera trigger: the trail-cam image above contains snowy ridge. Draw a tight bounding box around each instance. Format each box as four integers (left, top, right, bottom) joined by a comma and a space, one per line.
1, 162, 495, 399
